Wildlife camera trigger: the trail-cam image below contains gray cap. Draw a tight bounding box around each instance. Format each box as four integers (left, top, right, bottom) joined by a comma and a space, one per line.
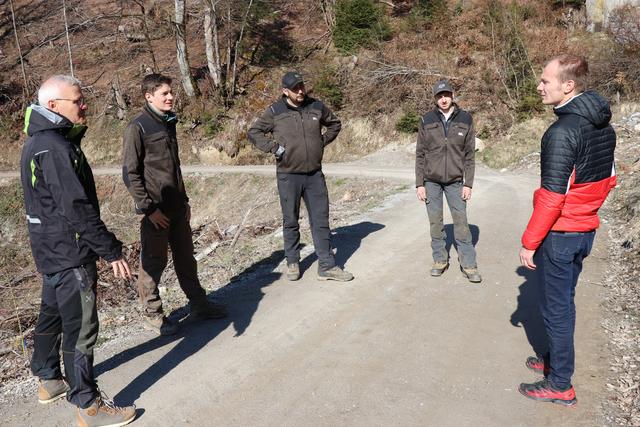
433, 79, 454, 96
282, 72, 304, 89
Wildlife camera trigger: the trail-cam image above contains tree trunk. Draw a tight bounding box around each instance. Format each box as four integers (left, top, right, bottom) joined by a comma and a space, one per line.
135, 0, 158, 73
225, 4, 232, 97
174, 0, 200, 97
112, 75, 127, 120
62, 0, 75, 78
8, 0, 28, 99
203, 0, 221, 87
230, 0, 253, 97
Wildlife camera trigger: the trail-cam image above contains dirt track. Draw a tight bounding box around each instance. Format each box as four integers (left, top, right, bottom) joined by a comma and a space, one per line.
1, 163, 610, 426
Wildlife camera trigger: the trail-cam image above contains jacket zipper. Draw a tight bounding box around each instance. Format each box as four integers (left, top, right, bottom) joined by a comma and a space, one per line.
299, 111, 309, 172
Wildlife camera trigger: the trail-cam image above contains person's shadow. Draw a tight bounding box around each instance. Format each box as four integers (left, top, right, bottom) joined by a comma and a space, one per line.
299, 221, 385, 273
510, 265, 548, 357
442, 223, 480, 262
94, 250, 285, 407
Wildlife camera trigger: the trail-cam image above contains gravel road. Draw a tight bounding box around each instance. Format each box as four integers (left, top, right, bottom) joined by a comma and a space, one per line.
1, 163, 609, 426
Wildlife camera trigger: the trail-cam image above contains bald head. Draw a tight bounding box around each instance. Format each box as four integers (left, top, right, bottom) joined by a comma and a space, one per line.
38, 75, 87, 125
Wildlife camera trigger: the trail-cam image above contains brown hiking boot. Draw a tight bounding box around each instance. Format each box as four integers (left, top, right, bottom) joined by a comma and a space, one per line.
287, 262, 301, 281
461, 267, 482, 283
430, 261, 449, 277
191, 300, 228, 320
143, 314, 179, 336
317, 266, 354, 282
38, 377, 69, 404
76, 395, 136, 427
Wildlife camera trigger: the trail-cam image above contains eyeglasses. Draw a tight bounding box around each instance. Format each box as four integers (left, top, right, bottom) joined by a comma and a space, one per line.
55, 98, 86, 106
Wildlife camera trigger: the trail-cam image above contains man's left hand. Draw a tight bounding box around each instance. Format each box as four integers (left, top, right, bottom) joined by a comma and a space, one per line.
186, 203, 191, 223
519, 247, 536, 270
462, 186, 472, 201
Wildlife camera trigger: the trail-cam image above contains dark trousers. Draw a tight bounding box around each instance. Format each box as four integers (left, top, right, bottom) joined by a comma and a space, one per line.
31, 262, 99, 409
538, 230, 595, 389
137, 212, 206, 315
424, 180, 477, 268
277, 170, 335, 271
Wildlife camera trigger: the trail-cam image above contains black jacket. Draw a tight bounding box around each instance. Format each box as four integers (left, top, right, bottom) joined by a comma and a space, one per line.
247, 96, 341, 173
20, 105, 122, 274
415, 105, 475, 187
522, 90, 617, 249
122, 104, 188, 217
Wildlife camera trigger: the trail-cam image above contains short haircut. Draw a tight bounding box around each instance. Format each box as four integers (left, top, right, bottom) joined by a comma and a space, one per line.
548, 54, 589, 92
37, 75, 81, 106
142, 73, 172, 96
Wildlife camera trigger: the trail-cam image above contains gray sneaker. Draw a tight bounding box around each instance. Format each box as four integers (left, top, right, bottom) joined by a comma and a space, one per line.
462, 267, 482, 283
317, 266, 354, 282
38, 378, 69, 404
143, 314, 179, 336
430, 261, 449, 277
76, 395, 135, 427
287, 262, 301, 281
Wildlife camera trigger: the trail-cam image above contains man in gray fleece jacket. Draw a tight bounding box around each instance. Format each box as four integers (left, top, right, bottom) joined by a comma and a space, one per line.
248, 71, 353, 282
415, 79, 482, 283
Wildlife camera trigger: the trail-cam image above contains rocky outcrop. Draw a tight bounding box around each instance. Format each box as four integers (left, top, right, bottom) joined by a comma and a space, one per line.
586, 0, 640, 31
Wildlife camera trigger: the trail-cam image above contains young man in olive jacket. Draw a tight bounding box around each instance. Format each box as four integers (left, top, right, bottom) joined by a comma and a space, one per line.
21, 75, 135, 426
248, 71, 353, 282
122, 74, 227, 335
415, 80, 482, 283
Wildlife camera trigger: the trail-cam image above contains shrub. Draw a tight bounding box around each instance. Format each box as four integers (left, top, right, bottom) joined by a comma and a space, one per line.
332, 0, 391, 54
313, 66, 344, 109
201, 111, 224, 137
414, 0, 448, 20
395, 111, 421, 133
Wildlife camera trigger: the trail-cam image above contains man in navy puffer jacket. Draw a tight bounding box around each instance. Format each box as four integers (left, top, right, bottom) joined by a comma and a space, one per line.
518, 55, 616, 406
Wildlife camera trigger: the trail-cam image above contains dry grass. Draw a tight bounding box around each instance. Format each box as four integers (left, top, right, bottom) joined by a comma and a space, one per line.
479, 114, 554, 169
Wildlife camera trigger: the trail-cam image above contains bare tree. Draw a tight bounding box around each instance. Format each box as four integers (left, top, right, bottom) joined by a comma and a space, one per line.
229, 0, 253, 96
62, 0, 75, 77
203, 0, 222, 87
175, 0, 200, 97
132, 0, 159, 73
8, 0, 28, 99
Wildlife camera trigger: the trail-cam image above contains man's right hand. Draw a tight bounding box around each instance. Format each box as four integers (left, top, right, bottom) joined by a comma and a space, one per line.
111, 258, 132, 279
148, 209, 170, 229
416, 186, 427, 202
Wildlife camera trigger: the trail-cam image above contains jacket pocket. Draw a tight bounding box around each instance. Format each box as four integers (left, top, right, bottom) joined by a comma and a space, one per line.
144, 132, 172, 162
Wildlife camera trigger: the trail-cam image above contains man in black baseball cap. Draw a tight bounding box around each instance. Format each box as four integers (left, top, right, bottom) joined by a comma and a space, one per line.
433, 79, 454, 96
415, 78, 482, 283
282, 71, 304, 90
248, 71, 353, 282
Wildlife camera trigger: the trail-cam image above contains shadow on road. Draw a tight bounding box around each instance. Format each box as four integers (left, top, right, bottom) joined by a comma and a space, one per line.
443, 223, 480, 260
300, 221, 385, 273
94, 250, 285, 407
510, 265, 548, 357
96, 221, 384, 409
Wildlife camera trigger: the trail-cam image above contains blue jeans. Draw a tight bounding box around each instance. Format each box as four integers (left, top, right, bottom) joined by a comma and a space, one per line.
424, 180, 476, 268
538, 230, 595, 389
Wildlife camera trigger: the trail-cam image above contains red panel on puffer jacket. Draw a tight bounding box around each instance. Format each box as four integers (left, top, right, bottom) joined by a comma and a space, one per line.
521, 174, 616, 250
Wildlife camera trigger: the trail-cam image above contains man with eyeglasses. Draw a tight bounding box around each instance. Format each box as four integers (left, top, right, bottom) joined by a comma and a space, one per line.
248, 71, 353, 282
20, 75, 136, 426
